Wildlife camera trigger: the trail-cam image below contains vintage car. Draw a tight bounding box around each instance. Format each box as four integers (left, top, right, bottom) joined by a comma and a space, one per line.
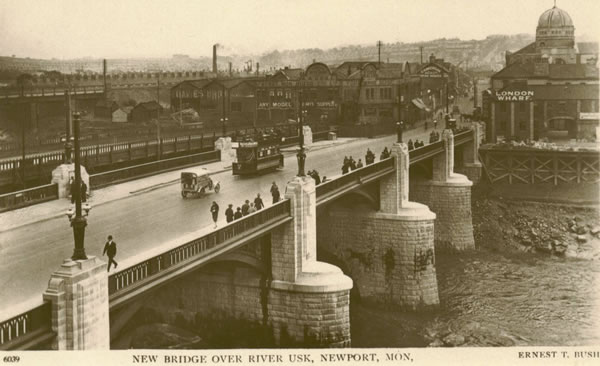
180, 168, 220, 198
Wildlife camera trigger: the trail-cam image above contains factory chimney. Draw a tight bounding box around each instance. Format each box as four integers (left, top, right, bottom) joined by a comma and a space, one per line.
213, 44, 218, 74
229, 62, 232, 77
103, 59, 107, 92
256, 62, 260, 76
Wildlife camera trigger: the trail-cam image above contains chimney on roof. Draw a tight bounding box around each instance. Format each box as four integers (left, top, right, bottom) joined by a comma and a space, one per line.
256, 62, 260, 76
229, 62, 232, 76
212, 44, 217, 74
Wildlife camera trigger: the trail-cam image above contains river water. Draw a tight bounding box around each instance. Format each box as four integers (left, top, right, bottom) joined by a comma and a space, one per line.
351, 248, 600, 347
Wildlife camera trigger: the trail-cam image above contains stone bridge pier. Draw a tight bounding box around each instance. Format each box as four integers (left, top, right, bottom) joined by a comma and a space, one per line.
410, 129, 475, 252
317, 143, 439, 311
269, 176, 353, 346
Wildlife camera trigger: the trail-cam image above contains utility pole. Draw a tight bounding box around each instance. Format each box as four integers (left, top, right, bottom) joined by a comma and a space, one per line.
156, 72, 160, 106
64, 90, 73, 163
21, 117, 26, 189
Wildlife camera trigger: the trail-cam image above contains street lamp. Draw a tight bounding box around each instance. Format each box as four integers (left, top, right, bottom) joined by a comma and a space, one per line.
396, 121, 404, 143
296, 90, 306, 177
220, 117, 228, 137
65, 112, 89, 261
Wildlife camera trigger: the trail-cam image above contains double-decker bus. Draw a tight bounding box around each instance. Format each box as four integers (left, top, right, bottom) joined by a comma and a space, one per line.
232, 133, 284, 175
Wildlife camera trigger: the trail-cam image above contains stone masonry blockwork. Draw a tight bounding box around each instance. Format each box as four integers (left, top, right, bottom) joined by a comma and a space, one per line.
317, 205, 439, 310
409, 178, 475, 252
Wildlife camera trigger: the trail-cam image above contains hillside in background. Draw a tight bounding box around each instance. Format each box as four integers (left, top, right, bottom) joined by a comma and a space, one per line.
254, 34, 534, 72
0, 34, 535, 76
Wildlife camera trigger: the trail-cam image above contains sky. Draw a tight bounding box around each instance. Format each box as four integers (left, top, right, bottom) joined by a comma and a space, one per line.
0, 0, 598, 59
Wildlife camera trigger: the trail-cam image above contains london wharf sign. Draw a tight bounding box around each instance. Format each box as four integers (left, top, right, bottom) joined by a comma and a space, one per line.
495, 90, 535, 102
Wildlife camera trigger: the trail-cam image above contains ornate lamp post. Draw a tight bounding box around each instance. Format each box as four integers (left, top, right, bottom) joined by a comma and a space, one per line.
65, 112, 91, 261
296, 90, 306, 177
62, 90, 73, 164
396, 121, 404, 143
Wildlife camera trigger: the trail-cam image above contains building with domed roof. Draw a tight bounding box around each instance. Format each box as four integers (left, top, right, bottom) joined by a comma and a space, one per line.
483, 3, 599, 143
505, 3, 595, 66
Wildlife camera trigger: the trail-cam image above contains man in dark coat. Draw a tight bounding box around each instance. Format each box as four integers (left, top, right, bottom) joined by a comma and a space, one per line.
242, 200, 250, 216
270, 182, 280, 204
80, 181, 88, 203
210, 201, 219, 228
225, 204, 234, 223
408, 139, 414, 150
254, 194, 264, 210
234, 207, 243, 220
102, 235, 118, 272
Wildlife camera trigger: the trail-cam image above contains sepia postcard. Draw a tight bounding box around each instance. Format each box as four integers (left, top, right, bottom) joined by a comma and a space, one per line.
0, 0, 598, 365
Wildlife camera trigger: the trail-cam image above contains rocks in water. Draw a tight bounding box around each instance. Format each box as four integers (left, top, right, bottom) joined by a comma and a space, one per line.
591, 226, 600, 236
442, 333, 466, 347
428, 339, 445, 347
576, 235, 588, 243
575, 225, 588, 235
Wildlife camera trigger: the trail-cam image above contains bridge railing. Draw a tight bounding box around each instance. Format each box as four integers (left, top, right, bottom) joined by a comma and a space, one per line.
0, 302, 53, 350
89, 150, 220, 189
453, 128, 473, 145
0, 183, 58, 213
108, 199, 291, 298
316, 157, 394, 199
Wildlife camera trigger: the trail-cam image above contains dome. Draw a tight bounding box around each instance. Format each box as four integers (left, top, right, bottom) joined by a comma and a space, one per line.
537, 6, 573, 28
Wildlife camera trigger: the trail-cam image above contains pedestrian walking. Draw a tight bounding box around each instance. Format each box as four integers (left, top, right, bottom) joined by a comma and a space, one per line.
225, 204, 234, 223
234, 207, 243, 220
434, 119, 438, 129
242, 200, 250, 216
270, 182, 280, 204
80, 181, 88, 203
254, 193, 264, 210
102, 235, 118, 272
356, 159, 363, 169
349, 156, 357, 171
210, 201, 219, 228
342, 161, 349, 174
408, 139, 414, 150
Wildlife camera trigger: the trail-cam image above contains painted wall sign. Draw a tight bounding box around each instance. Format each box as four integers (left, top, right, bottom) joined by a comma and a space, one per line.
174, 90, 204, 98
495, 90, 534, 102
419, 66, 443, 77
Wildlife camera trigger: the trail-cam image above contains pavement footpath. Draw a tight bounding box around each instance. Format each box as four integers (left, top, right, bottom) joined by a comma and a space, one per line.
0, 137, 360, 233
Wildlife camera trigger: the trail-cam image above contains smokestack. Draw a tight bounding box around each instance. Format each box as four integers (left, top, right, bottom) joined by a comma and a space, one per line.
256, 62, 260, 76
213, 44, 217, 74
229, 62, 232, 76
103, 59, 107, 92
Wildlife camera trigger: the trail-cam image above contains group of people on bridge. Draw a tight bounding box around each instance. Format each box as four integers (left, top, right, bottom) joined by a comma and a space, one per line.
209, 182, 283, 228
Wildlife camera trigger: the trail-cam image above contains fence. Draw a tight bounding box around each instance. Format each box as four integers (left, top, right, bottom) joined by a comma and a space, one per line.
0, 183, 58, 213
480, 147, 600, 185
0, 135, 215, 189
0, 302, 53, 350
90, 150, 220, 189
108, 199, 291, 298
